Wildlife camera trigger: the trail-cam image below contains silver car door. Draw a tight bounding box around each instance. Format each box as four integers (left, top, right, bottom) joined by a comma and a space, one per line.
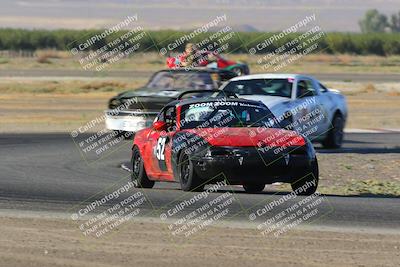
291, 78, 323, 141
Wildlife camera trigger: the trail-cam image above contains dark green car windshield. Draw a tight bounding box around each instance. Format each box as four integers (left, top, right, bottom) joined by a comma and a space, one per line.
147, 71, 215, 90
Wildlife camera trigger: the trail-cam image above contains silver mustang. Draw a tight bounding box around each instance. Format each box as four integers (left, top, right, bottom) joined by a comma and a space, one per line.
221, 74, 348, 148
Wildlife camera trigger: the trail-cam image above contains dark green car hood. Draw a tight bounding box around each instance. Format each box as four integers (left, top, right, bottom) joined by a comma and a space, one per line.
115, 87, 182, 99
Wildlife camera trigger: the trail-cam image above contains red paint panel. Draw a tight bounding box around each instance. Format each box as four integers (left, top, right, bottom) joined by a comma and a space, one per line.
183, 128, 305, 147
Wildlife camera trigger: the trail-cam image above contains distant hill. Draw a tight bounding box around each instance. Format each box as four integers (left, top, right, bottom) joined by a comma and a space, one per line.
0, 0, 399, 32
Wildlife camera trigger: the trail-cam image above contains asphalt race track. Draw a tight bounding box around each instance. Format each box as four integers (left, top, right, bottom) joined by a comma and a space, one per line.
1, 132, 399, 230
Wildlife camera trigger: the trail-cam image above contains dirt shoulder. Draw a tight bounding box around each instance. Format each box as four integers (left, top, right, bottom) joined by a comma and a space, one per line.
0, 215, 399, 267
2, 53, 400, 74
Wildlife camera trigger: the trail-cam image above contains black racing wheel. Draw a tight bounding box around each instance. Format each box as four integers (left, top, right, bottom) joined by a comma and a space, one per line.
322, 113, 344, 149
291, 158, 319, 196
178, 150, 204, 192
131, 146, 154, 188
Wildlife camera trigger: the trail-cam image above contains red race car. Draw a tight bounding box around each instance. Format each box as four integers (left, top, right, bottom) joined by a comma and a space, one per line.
167, 51, 250, 76
131, 96, 318, 194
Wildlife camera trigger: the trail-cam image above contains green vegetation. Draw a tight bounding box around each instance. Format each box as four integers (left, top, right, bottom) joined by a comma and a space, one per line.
0, 28, 400, 56
359, 9, 400, 33
359, 9, 389, 33
321, 180, 400, 197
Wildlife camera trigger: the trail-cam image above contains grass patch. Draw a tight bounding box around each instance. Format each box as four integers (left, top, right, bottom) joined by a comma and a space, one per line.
0, 79, 147, 94
0, 58, 9, 64
37, 56, 52, 64
321, 180, 400, 197
344, 165, 353, 170
79, 81, 128, 92
345, 180, 400, 197
36, 49, 70, 64
362, 83, 377, 93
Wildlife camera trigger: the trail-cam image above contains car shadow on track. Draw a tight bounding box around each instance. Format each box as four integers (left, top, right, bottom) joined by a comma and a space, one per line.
214, 188, 400, 199
316, 147, 400, 154
121, 162, 400, 199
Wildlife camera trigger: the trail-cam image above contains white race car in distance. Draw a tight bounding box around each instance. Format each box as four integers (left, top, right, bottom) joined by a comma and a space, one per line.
221, 74, 348, 148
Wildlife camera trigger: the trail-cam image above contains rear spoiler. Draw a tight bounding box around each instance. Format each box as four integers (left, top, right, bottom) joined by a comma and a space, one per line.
177, 90, 238, 100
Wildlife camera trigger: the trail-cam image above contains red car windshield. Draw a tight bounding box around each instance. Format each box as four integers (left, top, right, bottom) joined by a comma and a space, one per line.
179, 101, 278, 129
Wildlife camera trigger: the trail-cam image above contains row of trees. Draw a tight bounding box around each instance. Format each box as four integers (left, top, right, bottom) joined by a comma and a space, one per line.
359, 9, 400, 33
0, 28, 399, 56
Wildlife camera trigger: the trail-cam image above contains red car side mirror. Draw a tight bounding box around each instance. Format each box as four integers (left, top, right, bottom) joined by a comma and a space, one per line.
153, 121, 167, 131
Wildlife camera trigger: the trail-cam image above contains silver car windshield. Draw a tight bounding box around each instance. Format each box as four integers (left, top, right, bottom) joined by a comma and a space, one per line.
223, 78, 292, 98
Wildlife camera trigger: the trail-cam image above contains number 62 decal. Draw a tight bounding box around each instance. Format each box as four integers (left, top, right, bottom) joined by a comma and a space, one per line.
156, 136, 167, 161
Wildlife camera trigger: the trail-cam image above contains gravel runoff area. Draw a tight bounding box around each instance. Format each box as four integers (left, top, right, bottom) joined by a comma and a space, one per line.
0, 215, 399, 267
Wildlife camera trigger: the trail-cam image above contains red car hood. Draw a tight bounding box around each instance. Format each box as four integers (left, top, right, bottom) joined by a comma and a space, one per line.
183, 128, 305, 147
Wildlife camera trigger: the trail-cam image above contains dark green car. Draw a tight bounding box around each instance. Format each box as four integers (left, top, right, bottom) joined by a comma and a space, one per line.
105, 68, 237, 136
